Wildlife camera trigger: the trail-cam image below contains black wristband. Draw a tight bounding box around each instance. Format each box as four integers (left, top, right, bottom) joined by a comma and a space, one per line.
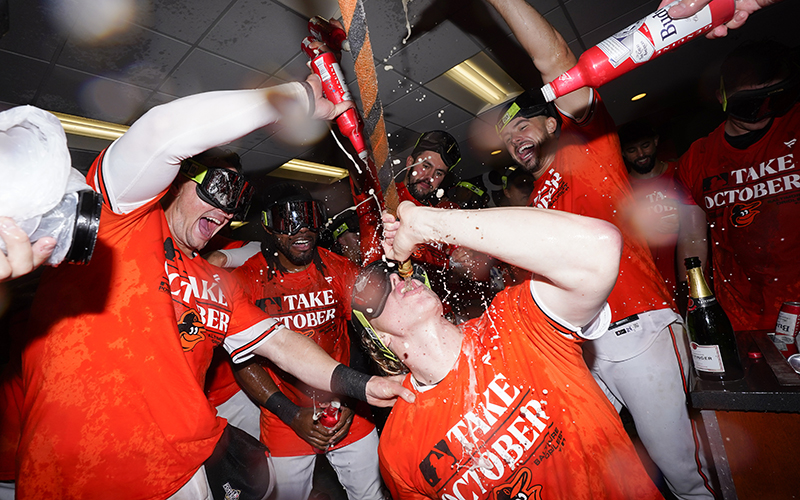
263, 392, 301, 427
299, 80, 315, 117
330, 364, 370, 402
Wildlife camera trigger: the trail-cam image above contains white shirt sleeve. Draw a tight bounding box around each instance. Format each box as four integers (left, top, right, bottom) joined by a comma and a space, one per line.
529, 280, 611, 340
217, 241, 261, 268
98, 83, 311, 214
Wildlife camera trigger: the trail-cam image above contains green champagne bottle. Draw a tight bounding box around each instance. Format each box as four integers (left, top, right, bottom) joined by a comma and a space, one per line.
684, 257, 744, 381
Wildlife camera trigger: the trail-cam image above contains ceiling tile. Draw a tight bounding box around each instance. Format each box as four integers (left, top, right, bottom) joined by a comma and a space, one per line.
36, 65, 150, 123
406, 102, 472, 135
382, 20, 483, 84
57, 23, 191, 90
163, 49, 269, 97
374, 64, 419, 107
0, 0, 64, 61
383, 86, 450, 128
565, 0, 659, 37
200, 0, 307, 75
133, 0, 231, 44
0, 52, 49, 105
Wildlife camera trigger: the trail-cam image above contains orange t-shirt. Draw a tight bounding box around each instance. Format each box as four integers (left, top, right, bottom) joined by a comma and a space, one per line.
232, 248, 374, 456
677, 104, 800, 331
379, 284, 662, 499
17, 152, 281, 500
626, 161, 684, 300
528, 96, 675, 321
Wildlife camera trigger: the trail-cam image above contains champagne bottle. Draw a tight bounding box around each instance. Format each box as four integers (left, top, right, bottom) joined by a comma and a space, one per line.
684, 257, 744, 381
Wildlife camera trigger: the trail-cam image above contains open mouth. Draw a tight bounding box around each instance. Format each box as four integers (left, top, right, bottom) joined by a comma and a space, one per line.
292, 237, 313, 251
516, 143, 535, 163
198, 215, 224, 239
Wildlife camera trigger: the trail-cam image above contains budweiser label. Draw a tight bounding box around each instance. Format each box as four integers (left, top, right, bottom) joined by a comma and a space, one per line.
771, 302, 800, 358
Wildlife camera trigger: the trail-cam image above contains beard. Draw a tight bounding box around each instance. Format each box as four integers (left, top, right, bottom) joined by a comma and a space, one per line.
628, 154, 657, 175
275, 233, 317, 267
407, 179, 437, 204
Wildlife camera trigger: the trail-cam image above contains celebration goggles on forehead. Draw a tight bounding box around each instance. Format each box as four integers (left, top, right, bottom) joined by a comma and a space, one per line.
180, 159, 254, 220
413, 131, 461, 170
721, 70, 800, 123
352, 260, 431, 363
262, 199, 326, 235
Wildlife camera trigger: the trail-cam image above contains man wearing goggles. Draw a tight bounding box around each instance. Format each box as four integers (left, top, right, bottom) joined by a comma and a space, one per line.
677, 40, 800, 332
352, 201, 665, 500
19, 73, 413, 500
180, 150, 254, 221
206, 184, 386, 500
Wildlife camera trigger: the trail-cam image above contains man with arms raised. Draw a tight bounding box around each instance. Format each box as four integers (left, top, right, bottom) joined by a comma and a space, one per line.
18, 77, 411, 500
486, 0, 715, 497
354, 201, 661, 499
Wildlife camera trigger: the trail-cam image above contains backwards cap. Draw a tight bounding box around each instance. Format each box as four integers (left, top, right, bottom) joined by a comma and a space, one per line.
496, 89, 561, 135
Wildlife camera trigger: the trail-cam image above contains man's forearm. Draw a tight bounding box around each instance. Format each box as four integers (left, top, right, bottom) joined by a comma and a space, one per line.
404, 205, 621, 293
104, 83, 311, 212
484, 0, 576, 81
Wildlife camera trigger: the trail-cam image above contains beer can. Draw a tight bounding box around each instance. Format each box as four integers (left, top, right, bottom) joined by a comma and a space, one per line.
771, 302, 800, 358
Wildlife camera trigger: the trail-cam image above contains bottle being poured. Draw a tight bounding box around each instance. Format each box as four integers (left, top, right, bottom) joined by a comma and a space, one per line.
398, 259, 414, 291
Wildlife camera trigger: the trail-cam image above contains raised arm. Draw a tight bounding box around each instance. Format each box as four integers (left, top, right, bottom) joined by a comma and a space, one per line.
101, 76, 353, 214
484, 0, 591, 118
384, 201, 622, 327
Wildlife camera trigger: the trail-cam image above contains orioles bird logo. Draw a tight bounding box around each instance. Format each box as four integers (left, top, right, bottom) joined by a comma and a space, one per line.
730, 201, 761, 227
492, 468, 543, 500
178, 310, 206, 351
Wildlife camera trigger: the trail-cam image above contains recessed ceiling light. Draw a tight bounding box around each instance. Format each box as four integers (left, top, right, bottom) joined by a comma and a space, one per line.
491, 150, 502, 155
631, 93, 647, 101
426, 52, 524, 115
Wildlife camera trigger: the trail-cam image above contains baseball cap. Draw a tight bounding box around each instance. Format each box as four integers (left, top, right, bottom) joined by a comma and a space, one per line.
411, 130, 461, 170
496, 89, 561, 135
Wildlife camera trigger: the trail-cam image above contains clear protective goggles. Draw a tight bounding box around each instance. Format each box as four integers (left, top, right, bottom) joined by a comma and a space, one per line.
181, 159, 253, 220
261, 199, 326, 235
721, 70, 800, 123
351, 260, 431, 363
352, 260, 430, 320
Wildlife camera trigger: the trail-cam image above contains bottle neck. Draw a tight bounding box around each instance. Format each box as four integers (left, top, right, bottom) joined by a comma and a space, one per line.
686, 266, 713, 299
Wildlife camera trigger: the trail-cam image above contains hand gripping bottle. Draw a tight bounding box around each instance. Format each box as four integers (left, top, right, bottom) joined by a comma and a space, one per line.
541, 0, 735, 102
316, 399, 342, 428
308, 16, 351, 52
301, 37, 368, 164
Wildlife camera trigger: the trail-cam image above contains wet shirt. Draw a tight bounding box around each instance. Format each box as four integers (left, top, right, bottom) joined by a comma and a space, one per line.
627, 161, 683, 299
232, 249, 374, 456
677, 103, 800, 330
379, 283, 662, 500
17, 152, 281, 500
528, 95, 675, 321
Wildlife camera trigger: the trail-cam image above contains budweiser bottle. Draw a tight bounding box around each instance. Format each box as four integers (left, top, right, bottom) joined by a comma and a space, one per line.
684, 257, 744, 381
541, 0, 735, 102
301, 37, 368, 163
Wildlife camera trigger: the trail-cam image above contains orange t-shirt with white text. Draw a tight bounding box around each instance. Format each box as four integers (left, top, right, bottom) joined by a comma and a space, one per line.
17, 152, 281, 500
379, 284, 662, 499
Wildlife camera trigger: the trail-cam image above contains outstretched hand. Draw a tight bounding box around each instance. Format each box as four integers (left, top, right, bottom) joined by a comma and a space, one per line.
365, 374, 415, 407
0, 218, 55, 282
658, 0, 778, 38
